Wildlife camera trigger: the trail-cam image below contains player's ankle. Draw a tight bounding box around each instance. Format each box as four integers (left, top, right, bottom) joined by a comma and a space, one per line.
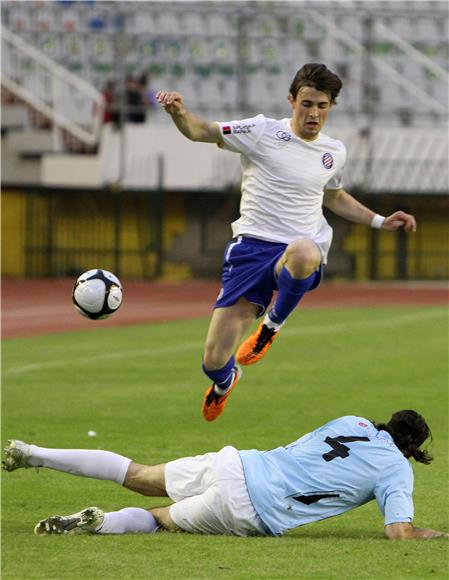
213, 384, 229, 397
264, 313, 283, 331
213, 371, 234, 396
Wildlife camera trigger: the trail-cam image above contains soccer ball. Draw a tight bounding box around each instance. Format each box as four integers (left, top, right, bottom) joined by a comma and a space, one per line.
72, 269, 123, 320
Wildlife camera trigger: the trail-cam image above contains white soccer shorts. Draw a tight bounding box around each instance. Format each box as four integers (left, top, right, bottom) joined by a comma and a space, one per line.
165, 445, 267, 536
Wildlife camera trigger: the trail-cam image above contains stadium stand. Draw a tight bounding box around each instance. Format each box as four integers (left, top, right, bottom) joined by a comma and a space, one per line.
2, 1, 448, 188
2, 1, 447, 120
1, 1, 448, 281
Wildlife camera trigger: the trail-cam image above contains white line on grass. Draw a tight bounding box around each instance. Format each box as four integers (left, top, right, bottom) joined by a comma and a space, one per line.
3, 341, 205, 377
3, 309, 444, 377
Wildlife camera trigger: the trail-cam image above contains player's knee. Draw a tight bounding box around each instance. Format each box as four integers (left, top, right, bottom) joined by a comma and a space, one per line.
123, 462, 167, 497
123, 462, 144, 491
151, 507, 181, 533
202, 348, 227, 371
203, 353, 229, 371
284, 240, 321, 278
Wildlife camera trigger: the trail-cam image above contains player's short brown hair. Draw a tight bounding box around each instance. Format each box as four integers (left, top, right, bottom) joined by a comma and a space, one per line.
289, 63, 342, 103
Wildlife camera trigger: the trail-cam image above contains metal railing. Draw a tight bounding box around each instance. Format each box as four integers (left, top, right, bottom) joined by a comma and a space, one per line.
308, 10, 448, 116
1, 25, 104, 148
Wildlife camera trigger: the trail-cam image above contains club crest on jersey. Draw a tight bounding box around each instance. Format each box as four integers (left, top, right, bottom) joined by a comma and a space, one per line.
322, 152, 334, 169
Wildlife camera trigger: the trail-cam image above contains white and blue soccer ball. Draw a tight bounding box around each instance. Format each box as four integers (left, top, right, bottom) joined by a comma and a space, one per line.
72, 269, 123, 320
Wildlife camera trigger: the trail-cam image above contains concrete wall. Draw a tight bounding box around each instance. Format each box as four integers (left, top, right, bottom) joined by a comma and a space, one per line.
37, 123, 449, 192
1, 136, 42, 184
41, 123, 241, 190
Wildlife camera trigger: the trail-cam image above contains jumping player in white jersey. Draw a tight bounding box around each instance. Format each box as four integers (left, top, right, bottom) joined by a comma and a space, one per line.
3, 410, 447, 539
156, 64, 417, 421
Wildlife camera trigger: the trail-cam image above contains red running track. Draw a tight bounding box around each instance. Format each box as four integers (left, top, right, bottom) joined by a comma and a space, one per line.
2, 278, 447, 339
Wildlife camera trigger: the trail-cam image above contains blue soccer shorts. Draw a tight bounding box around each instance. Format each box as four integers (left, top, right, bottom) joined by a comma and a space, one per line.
214, 236, 323, 317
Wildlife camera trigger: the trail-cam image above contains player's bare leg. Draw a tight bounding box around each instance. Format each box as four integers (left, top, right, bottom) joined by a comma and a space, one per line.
202, 297, 258, 421
123, 462, 168, 496
237, 239, 321, 365
151, 506, 182, 532
203, 297, 259, 369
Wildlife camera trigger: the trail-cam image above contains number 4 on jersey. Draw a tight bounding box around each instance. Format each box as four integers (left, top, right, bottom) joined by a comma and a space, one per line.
322, 436, 370, 462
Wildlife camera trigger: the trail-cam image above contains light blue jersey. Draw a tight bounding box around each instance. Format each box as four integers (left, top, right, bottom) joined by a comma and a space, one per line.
239, 416, 414, 536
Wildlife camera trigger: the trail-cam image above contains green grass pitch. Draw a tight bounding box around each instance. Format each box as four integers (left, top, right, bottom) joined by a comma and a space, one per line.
2, 306, 448, 579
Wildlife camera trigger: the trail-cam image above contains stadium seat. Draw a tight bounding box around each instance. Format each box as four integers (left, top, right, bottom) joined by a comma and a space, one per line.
1, 0, 447, 127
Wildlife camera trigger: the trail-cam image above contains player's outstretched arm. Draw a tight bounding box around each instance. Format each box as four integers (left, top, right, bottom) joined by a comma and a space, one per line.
323, 188, 416, 232
385, 522, 449, 540
156, 91, 222, 144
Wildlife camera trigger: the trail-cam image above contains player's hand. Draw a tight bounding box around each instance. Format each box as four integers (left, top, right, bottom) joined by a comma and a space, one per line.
156, 91, 185, 115
382, 211, 416, 232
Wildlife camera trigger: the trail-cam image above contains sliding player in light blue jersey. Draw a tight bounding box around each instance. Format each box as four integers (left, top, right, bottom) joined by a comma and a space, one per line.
156, 64, 417, 421
3, 410, 447, 539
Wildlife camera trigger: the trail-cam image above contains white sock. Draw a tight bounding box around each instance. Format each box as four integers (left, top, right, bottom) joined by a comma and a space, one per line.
264, 313, 283, 331
98, 508, 160, 534
28, 446, 131, 485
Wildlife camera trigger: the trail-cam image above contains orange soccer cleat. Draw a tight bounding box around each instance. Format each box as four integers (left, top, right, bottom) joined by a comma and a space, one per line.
202, 367, 242, 422
236, 321, 280, 366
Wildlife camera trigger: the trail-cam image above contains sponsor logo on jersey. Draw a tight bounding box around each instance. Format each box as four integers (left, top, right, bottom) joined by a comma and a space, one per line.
222, 126, 231, 135
322, 152, 334, 169
276, 130, 292, 141
358, 422, 368, 427
231, 123, 256, 134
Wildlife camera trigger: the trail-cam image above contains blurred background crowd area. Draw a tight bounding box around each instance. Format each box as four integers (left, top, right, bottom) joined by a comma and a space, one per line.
1, 0, 448, 283
2, 0, 448, 123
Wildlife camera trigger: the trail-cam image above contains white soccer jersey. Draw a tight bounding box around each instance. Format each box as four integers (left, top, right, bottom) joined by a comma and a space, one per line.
217, 114, 347, 263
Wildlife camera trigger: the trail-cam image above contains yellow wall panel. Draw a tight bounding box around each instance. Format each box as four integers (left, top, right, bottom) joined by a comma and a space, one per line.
343, 224, 370, 281
1, 191, 26, 276
2, 189, 447, 280
164, 192, 187, 248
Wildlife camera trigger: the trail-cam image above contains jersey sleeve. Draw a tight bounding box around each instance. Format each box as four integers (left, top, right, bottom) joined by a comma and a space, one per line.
325, 168, 344, 191
216, 114, 266, 155
374, 462, 414, 525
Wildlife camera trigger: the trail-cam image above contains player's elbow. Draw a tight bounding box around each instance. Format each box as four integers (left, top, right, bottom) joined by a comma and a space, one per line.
384, 522, 414, 540
191, 122, 221, 144
190, 133, 219, 145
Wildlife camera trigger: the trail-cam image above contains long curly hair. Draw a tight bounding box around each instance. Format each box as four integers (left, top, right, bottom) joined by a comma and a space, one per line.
374, 410, 433, 464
